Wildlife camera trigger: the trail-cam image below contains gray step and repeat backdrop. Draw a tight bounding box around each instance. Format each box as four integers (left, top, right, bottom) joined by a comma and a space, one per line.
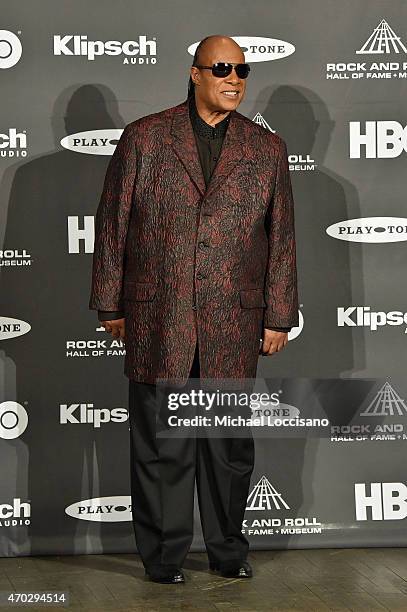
1, 0, 406, 557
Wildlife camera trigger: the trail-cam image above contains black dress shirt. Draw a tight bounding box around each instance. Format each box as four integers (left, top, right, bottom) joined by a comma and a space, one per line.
98, 95, 291, 333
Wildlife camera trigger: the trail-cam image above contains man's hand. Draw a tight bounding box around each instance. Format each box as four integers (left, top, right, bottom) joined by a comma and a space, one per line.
260, 328, 289, 355
100, 318, 125, 341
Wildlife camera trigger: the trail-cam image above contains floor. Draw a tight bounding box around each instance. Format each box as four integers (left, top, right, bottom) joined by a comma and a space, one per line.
2, 548, 407, 611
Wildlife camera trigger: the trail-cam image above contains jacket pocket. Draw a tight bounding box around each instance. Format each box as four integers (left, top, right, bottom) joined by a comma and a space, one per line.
123, 281, 158, 302
239, 288, 267, 309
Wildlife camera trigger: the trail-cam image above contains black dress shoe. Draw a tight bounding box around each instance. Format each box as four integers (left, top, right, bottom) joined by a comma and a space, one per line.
209, 559, 253, 578
145, 565, 185, 584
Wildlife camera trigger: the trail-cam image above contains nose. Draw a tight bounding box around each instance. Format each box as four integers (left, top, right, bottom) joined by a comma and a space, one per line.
226, 67, 241, 83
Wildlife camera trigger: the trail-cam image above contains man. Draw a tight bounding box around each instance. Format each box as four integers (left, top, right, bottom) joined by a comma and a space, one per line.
89, 35, 299, 584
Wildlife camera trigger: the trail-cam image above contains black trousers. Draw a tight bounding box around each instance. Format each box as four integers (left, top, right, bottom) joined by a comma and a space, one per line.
128, 342, 255, 569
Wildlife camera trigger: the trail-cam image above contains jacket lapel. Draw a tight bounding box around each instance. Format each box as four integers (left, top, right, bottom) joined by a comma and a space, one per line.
170, 99, 206, 196
203, 108, 246, 202
169, 98, 247, 199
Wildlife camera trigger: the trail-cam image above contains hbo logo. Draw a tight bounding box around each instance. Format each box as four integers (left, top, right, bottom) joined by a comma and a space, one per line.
350, 121, 407, 159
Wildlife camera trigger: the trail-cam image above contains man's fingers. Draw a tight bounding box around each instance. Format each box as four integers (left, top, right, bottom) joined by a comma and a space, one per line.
261, 337, 272, 353
261, 337, 276, 355
267, 341, 282, 355
261, 329, 289, 355
269, 338, 288, 355
266, 340, 279, 355
111, 323, 124, 339
100, 319, 125, 340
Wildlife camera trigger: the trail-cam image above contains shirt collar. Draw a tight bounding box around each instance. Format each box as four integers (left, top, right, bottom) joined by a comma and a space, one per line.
188, 94, 230, 139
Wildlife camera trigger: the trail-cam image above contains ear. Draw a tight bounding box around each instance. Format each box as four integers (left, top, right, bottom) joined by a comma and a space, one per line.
190, 66, 200, 86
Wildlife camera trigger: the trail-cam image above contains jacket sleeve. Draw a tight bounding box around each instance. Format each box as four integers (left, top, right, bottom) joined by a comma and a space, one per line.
98, 310, 124, 321
263, 138, 299, 329
89, 123, 137, 312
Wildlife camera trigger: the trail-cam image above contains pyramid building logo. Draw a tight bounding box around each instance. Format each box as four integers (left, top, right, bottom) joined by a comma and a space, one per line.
356, 20, 407, 54
246, 475, 290, 510
252, 112, 275, 133
360, 382, 407, 417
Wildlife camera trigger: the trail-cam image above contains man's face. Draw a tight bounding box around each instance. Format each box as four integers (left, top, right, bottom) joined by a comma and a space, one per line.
191, 40, 247, 113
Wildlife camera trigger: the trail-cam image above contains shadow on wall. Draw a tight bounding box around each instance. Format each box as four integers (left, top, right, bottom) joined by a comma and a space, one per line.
248, 85, 364, 550
253, 85, 364, 380
0, 84, 134, 556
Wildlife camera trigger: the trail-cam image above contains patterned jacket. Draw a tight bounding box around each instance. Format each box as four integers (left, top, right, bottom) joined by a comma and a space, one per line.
89, 97, 299, 384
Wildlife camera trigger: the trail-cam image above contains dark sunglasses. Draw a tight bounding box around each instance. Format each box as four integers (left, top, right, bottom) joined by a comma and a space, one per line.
194, 62, 251, 79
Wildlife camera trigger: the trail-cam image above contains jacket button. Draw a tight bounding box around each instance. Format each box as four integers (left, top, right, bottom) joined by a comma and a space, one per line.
192, 304, 197, 310
198, 241, 207, 250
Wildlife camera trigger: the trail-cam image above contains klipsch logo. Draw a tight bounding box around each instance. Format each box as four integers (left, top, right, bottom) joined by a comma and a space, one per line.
60, 129, 123, 155
242, 475, 322, 536
60, 403, 128, 428
65, 496, 132, 522
53, 35, 157, 64
337, 307, 407, 332
326, 19, 407, 80
326, 217, 407, 242
0, 30, 22, 69
349, 121, 407, 158
188, 36, 295, 62
0, 498, 31, 528
0, 129, 27, 158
